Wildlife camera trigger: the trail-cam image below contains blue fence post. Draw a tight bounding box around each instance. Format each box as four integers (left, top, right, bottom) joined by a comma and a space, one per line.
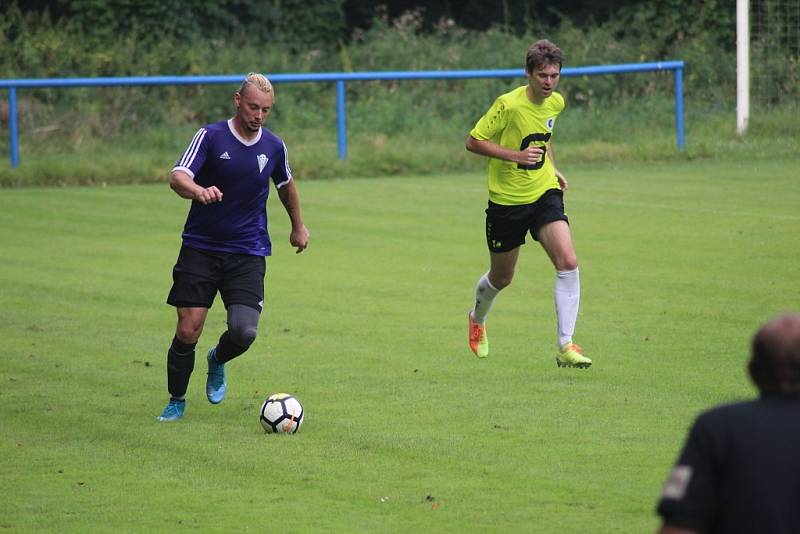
336, 80, 346, 160
9, 87, 19, 168
674, 66, 685, 150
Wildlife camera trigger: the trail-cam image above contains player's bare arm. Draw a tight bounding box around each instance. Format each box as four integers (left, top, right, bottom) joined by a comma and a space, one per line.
170, 170, 223, 204
277, 180, 310, 253
465, 135, 544, 166
548, 142, 568, 191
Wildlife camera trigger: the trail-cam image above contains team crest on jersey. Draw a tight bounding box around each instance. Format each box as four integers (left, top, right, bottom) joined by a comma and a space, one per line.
546, 117, 556, 130
257, 154, 268, 173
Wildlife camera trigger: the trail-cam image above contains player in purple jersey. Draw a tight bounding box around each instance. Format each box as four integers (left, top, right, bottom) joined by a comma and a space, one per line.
157, 73, 310, 422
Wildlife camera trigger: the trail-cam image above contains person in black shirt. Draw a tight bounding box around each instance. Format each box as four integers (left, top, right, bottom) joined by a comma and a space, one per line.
656, 312, 800, 534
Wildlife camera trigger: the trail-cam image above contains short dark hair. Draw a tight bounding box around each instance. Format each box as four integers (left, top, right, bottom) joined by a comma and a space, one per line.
526, 40, 563, 73
749, 313, 800, 395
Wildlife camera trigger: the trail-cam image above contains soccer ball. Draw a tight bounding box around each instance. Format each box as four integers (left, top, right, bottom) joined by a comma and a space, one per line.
259, 393, 304, 434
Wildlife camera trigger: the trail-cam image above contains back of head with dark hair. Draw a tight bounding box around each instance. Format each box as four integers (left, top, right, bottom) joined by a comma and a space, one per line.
749, 313, 800, 395
526, 39, 563, 74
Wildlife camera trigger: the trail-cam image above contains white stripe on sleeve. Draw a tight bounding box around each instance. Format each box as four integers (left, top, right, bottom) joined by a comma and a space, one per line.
275, 141, 294, 188
178, 128, 207, 169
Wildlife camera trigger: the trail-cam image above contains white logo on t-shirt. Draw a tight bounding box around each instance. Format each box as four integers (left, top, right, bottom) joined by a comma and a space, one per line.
662, 465, 693, 500
219, 151, 231, 160
257, 154, 268, 173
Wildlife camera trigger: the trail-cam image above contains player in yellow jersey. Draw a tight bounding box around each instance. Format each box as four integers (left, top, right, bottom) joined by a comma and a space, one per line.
465, 39, 591, 368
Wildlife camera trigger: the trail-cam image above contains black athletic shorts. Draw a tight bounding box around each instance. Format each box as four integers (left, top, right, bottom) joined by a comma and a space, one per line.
485, 188, 569, 253
167, 245, 266, 312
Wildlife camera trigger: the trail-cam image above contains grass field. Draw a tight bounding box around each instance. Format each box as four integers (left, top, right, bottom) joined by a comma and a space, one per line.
2, 157, 799, 532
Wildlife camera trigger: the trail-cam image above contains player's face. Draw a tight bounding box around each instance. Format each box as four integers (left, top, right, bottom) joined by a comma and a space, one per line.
234, 85, 273, 132
527, 63, 561, 100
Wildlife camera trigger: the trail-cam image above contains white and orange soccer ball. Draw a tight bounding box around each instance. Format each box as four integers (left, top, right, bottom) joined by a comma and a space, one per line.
259, 393, 304, 434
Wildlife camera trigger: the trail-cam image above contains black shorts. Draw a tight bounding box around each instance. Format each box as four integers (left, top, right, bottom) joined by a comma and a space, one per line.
485, 189, 569, 253
166, 245, 266, 312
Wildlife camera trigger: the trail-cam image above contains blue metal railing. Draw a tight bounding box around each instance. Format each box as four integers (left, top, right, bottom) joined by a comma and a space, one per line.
1, 61, 685, 168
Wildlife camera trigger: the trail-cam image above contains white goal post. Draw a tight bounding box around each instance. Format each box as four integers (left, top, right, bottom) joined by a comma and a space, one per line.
738, 0, 800, 136
737, 0, 750, 136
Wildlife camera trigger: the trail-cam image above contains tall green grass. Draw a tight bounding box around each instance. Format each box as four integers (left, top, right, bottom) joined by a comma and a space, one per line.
2, 157, 798, 531
2, 100, 796, 187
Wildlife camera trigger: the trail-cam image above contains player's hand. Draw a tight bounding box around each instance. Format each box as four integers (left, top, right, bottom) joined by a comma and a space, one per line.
556, 171, 568, 191
290, 225, 310, 254
195, 186, 223, 204
518, 145, 544, 166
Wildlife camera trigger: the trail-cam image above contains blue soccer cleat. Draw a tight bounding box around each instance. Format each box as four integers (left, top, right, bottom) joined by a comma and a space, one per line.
156, 398, 186, 422
206, 346, 227, 404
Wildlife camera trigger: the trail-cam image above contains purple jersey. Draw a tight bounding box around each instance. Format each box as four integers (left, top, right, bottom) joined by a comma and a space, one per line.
173, 119, 292, 256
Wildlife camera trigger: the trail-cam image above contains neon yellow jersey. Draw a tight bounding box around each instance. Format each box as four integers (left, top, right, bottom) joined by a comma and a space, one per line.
470, 86, 565, 205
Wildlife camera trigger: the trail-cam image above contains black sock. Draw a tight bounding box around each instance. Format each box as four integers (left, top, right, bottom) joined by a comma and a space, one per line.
215, 331, 248, 364
167, 336, 196, 398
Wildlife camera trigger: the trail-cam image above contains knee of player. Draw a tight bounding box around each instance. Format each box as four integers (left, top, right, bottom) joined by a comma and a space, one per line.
230, 324, 258, 348
490, 272, 514, 290
176, 324, 203, 344
558, 255, 578, 272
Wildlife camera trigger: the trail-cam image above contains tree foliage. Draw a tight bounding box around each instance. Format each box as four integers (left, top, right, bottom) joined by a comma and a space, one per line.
13, 0, 734, 45
12, 0, 345, 46
2, 0, 796, 150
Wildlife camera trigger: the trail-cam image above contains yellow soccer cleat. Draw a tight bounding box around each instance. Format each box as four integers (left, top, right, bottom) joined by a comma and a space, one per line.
468, 314, 489, 358
556, 342, 592, 369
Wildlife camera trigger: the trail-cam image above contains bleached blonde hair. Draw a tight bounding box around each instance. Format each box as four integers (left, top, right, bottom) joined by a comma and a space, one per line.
239, 72, 274, 99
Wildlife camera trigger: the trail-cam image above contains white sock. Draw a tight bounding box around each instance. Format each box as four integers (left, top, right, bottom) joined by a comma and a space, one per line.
555, 268, 580, 348
471, 272, 500, 324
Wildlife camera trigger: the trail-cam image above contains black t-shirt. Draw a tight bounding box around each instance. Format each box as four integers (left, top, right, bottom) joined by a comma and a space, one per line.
657, 397, 800, 533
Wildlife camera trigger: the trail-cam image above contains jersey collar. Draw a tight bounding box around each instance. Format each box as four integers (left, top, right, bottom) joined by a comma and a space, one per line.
227, 118, 262, 146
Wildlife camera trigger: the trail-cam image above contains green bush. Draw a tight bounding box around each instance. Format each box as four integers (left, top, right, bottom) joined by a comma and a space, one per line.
0, 1, 798, 186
